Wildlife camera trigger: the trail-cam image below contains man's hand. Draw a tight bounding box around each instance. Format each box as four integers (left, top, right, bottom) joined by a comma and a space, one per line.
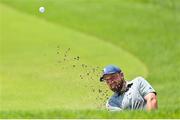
144, 92, 158, 111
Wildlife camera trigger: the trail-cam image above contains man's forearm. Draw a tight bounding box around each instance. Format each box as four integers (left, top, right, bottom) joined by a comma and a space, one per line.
146, 97, 158, 111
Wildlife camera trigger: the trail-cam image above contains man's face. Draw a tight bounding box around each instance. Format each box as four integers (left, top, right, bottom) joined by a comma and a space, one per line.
103, 72, 124, 92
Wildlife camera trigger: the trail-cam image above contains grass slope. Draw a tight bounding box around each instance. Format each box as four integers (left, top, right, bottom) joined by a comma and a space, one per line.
0, 2, 147, 118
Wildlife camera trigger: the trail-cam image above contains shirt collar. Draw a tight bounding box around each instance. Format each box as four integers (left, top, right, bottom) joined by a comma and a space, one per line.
115, 81, 133, 96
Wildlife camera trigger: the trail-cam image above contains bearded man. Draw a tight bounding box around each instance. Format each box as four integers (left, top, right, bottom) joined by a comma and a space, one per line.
100, 65, 158, 111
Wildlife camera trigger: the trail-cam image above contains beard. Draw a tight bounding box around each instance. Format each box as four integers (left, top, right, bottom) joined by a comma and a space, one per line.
109, 79, 125, 92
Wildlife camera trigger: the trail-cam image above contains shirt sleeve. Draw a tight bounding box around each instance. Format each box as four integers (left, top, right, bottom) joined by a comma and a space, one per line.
138, 77, 156, 98
106, 97, 122, 111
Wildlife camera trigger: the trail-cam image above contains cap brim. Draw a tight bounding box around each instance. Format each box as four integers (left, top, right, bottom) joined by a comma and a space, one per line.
100, 72, 121, 82
100, 76, 104, 82
100, 73, 113, 82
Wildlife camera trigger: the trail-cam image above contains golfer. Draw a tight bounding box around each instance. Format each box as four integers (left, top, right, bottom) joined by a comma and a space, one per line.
100, 65, 158, 111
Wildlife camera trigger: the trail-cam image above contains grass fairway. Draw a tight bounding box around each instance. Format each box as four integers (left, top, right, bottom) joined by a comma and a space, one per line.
0, 0, 180, 118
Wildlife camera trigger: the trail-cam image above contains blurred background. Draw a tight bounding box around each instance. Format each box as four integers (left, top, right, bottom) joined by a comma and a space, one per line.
0, 0, 180, 118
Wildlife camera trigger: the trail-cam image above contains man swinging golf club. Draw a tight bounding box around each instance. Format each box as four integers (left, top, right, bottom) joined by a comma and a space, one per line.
100, 65, 158, 111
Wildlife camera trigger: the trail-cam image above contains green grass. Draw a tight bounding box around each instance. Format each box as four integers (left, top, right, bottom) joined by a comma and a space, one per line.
1, 109, 180, 119
0, 1, 146, 114
0, 0, 180, 118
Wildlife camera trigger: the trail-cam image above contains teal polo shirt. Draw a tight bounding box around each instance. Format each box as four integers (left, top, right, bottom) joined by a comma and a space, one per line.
106, 77, 156, 111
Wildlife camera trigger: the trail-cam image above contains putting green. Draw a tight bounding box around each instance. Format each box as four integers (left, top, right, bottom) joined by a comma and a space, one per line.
0, 3, 147, 111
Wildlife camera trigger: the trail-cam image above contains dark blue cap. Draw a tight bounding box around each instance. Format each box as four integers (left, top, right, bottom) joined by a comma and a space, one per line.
100, 65, 121, 82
